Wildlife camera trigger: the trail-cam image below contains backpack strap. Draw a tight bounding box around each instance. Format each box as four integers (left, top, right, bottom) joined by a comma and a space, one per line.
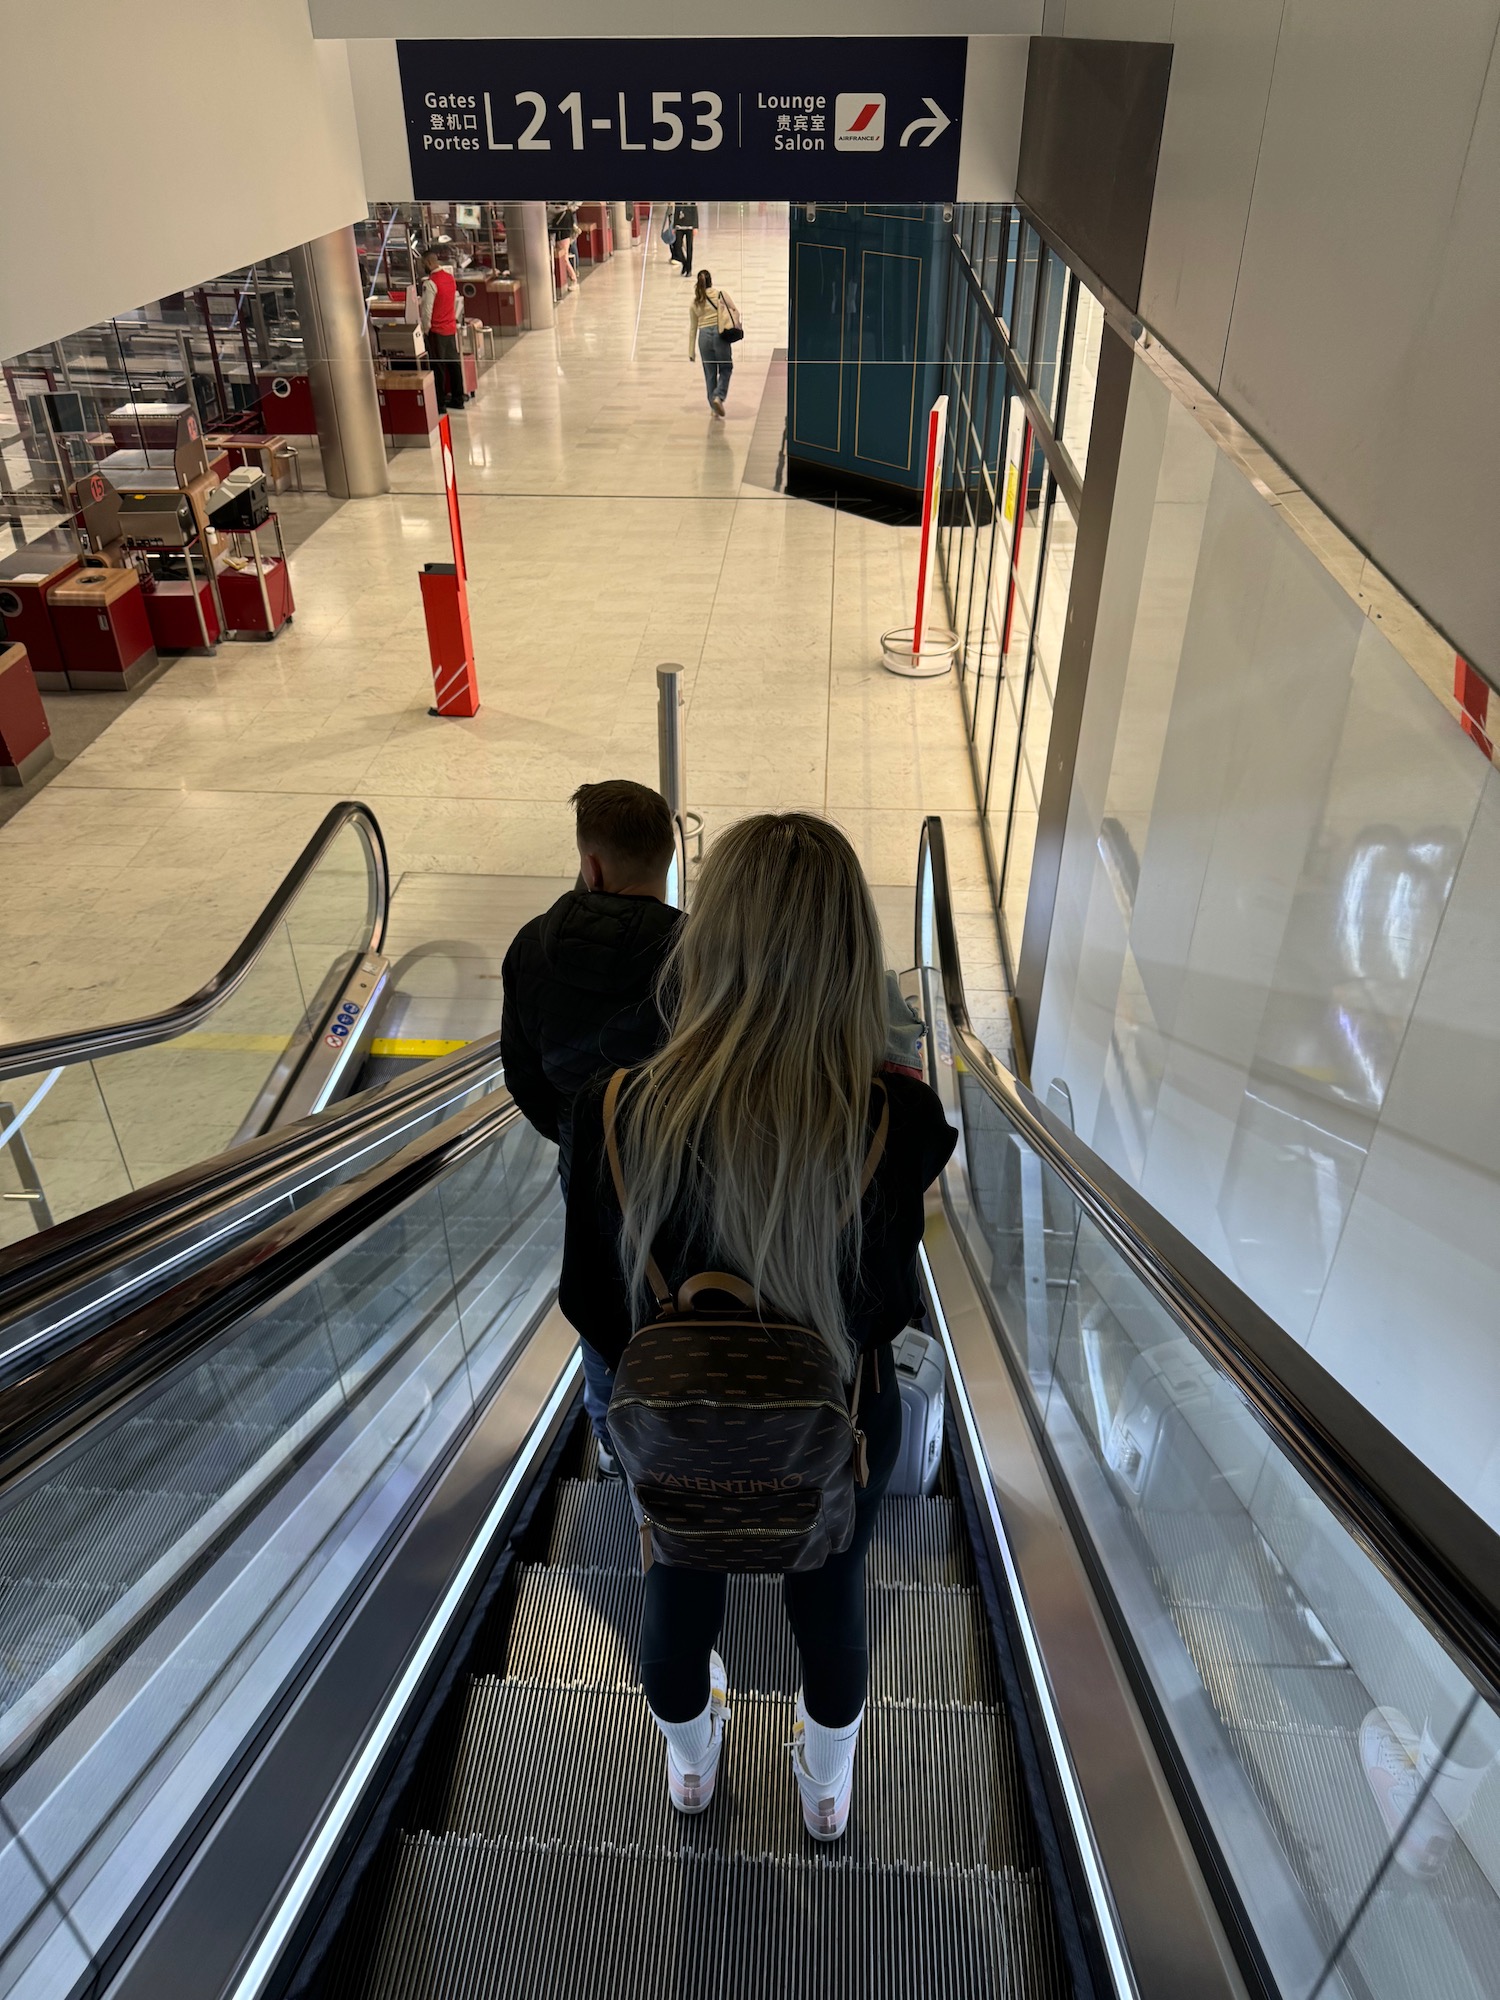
602, 1070, 673, 1312
676, 1270, 758, 1312
840, 1077, 890, 1225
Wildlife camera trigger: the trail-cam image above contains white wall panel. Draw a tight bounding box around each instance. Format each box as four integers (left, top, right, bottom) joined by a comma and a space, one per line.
311, 0, 1043, 32
0, 4, 367, 363
1044, 348, 1500, 1527
1217, 0, 1500, 669
957, 37, 1031, 200
347, 38, 415, 202
1365, 41, 1500, 682
1135, 0, 1284, 386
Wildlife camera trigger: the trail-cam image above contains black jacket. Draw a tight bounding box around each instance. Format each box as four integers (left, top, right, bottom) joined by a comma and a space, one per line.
559, 1071, 957, 1368
500, 889, 683, 1185
672, 202, 699, 230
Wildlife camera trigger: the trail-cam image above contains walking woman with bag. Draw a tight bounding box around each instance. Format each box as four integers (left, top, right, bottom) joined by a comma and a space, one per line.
559, 813, 956, 1841
687, 270, 742, 417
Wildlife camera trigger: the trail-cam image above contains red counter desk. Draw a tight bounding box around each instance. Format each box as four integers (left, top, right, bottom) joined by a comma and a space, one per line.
48, 567, 157, 690
0, 642, 54, 787
461, 276, 524, 329
375, 368, 438, 443
576, 204, 613, 260
144, 575, 221, 652
0, 530, 81, 692
256, 373, 319, 435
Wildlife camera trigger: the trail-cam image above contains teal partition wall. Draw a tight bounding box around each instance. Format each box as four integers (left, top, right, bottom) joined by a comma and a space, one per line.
787, 205, 949, 515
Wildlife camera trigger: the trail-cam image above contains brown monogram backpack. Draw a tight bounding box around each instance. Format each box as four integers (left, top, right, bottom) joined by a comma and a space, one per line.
602, 1070, 888, 1573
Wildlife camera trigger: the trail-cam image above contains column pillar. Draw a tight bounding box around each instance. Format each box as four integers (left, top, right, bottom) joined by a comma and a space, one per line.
287, 227, 389, 499
503, 203, 555, 331
609, 201, 631, 252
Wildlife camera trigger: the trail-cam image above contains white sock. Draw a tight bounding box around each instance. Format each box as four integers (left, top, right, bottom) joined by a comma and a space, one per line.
800, 1706, 863, 1784
654, 1703, 714, 1769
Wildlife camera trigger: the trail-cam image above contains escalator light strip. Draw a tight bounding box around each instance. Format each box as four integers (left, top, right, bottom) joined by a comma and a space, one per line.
155, 1035, 471, 1057
227, 1347, 581, 2000
369, 1038, 470, 1058
920, 1242, 1139, 2000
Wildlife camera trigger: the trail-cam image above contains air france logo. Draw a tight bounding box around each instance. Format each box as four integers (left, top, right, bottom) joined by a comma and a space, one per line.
834, 94, 886, 151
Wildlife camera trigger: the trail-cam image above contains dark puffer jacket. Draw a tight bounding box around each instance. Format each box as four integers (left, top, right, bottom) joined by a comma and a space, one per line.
500, 889, 683, 1187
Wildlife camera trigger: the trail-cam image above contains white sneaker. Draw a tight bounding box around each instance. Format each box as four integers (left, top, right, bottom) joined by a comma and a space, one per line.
664, 1650, 730, 1815
1360, 1706, 1454, 1878
594, 1439, 620, 1479
788, 1693, 857, 1841
711, 397, 725, 417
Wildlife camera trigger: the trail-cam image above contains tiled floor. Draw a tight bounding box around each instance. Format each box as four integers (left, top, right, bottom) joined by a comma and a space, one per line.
0, 205, 1005, 1062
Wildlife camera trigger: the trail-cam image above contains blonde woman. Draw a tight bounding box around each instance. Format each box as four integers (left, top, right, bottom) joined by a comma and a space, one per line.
687, 269, 737, 416
559, 813, 955, 1840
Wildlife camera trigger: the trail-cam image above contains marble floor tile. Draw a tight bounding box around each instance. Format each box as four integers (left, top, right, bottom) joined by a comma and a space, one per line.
0, 205, 1005, 1068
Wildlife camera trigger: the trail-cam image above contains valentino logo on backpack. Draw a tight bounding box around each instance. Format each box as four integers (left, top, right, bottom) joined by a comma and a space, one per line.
602, 1070, 888, 1574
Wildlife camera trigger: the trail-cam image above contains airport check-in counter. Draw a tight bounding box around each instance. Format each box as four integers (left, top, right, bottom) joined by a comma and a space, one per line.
0, 641, 54, 785
46, 567, 156, 690
0, 531, 82, 689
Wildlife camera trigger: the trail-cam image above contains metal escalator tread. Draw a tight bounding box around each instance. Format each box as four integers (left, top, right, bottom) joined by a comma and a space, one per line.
502, 1563, 1000, 1706
346, 1462, 1072, 1999
425, 1681, 1038, 1870
366, 1836, 1062, 1999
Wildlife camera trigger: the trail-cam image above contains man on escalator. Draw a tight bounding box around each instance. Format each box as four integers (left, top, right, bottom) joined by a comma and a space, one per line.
501, 780, 681, 1472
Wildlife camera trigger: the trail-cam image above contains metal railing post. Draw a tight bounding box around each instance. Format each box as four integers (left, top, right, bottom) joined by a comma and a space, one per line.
656, 663, 686, 818
656, 663, 700, 907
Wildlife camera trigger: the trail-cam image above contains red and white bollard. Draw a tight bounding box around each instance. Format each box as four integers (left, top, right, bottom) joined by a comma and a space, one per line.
421, 414, 481, 718
882, 395, 958, 679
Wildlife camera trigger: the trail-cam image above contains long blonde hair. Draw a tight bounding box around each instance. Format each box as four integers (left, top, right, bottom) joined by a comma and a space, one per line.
615, 813, 887, 1376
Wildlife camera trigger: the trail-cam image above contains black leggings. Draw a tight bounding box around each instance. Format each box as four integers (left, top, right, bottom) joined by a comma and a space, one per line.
639, 1355, 902, 1729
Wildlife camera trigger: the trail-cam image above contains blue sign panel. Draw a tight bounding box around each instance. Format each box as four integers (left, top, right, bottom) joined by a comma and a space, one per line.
396, 38, 967, 201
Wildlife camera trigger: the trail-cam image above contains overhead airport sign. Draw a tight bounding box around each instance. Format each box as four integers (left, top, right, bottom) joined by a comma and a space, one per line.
396, 38, 968, 200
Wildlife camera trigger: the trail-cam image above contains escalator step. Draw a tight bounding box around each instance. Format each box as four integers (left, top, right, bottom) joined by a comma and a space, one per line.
503, 1566, 1000, 1706
424, 1681, 1042, 1873
545, 1481, 977, 1590
359, 1833, 1069, 2000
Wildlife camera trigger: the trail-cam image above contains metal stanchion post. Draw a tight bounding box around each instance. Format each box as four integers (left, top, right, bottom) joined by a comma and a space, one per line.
656, 663, 702, 908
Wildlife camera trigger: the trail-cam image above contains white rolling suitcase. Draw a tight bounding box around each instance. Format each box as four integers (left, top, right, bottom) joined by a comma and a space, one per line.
886, 1326, 945, 1495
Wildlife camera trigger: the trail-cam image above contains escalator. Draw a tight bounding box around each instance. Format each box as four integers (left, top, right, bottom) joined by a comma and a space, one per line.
0, 802, 395, 1252
0, 817, 1497, 2000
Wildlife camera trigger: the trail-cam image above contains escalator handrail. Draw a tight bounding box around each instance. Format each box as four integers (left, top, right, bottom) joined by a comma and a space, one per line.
0, 1081, 526, 1494
0, 800, 390, 1084
0, 1027, 507, 1331
917, 813, 1500, 1706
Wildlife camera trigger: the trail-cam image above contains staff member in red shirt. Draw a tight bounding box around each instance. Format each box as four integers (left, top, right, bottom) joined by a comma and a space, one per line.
419, 246, 466, 415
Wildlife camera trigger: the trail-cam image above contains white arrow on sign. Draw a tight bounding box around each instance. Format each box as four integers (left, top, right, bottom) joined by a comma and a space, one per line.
899, 98, 952, 148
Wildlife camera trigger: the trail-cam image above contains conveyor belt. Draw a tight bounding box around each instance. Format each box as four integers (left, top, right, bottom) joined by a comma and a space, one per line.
322, 1445, 1073, 2000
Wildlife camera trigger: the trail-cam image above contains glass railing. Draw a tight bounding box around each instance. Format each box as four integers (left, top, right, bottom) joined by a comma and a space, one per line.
917, 817, 1500, 2000
0, 1094, 561, 1998
0, 805, 387, 1249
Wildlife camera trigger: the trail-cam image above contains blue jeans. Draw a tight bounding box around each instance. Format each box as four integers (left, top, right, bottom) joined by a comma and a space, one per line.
580, 1339, 617, 1450
697, 327, 733, 407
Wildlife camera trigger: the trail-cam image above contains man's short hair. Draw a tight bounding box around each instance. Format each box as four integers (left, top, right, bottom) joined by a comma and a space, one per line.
572, 780, 674, 876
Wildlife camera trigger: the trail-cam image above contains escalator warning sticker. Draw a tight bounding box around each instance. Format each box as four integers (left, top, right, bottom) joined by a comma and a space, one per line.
325, 1000, 362, 1050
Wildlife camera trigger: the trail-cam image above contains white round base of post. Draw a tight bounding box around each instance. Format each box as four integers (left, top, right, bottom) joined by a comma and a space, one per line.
881, 625, 958, 679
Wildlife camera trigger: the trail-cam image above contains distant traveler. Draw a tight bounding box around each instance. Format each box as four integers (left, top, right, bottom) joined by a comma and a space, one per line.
552, 203, 581, 291
670, 200, 699, 275
419, 246, 466, 415
688, 271, 739, 417
558, 813, 956, 1841
501, 780, 682, 1468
